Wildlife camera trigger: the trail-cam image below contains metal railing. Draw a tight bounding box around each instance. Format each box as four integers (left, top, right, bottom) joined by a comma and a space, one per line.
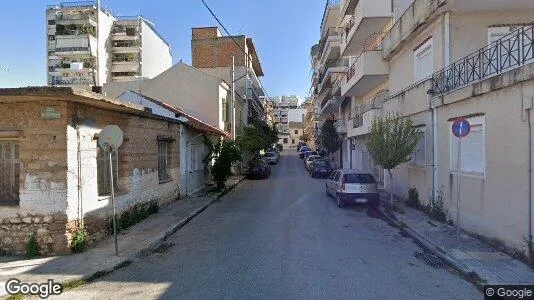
54, 46, 91, 52
431, 25, 534, 96
318, 59, 348, 85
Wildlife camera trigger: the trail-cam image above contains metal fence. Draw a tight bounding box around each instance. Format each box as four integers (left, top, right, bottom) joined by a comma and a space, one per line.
431, 25, 534, 95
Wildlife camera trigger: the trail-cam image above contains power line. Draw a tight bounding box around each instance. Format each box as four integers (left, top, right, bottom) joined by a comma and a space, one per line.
200, 0, 271, 116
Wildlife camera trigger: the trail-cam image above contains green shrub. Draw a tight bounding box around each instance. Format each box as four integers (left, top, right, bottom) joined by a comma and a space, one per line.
70, 228, 88, 253
25, 234, 40, 258
109, 200, 160, 234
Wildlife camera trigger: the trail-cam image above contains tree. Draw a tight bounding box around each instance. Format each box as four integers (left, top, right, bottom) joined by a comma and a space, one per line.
319, 119, 340, 154
203, 136, 242, 189
299, 133, 310, 143
366, 114, 422, 204
236, 120, 278, 157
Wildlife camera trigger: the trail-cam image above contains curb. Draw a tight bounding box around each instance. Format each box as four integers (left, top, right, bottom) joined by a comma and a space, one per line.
57, 177, 246, 292
375, 206, 486, 291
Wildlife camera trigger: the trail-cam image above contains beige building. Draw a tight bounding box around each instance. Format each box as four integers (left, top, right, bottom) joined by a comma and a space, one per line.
312, 0, 534, 255
103, 62, 239, 138
46, 1, 172, 88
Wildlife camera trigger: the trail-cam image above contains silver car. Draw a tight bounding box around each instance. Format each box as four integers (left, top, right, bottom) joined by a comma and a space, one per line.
325, 169, 379, 208
263, 151, 279, 164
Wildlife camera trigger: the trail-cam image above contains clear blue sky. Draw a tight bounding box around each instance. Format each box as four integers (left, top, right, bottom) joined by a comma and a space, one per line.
0, 0, 326, 99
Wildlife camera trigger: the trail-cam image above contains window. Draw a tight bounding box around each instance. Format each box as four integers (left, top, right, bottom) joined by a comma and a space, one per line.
48, 20, 55, 25
158, 141, 172, 182
292, 139, 295, 144
294, 130, 299, 134
222, 98, 228, 122
283, 138, 288, 144
450, 116, 485, 174
97, 146, 119, 196
414, 38, 433, 82
344, 174, 376, 184
190, 144, 198, 171
0, 141, 20, 205
333, 171, 340, 182
410, 127, 426, 167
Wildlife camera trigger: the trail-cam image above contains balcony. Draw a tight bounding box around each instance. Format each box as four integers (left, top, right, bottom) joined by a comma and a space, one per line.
111, 61, 140, 73
320, 0, 341, 37
432, 25, 534, 96
56, 14, 97, 27
340, 0, 392, 57
348, 107, 382, 137
341, 50, 388, 97
112, 29, 140, 41
112, 45, 140, 54
335, 119, 347, 134
318, 59, 349, 93
320, 97, 339, 115
54, 35, 97, 56
381, 0, 445, 59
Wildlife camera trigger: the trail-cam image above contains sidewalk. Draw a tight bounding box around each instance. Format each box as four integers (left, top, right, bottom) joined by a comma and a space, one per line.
0, 176, 244, 297
377, 191, 534, 288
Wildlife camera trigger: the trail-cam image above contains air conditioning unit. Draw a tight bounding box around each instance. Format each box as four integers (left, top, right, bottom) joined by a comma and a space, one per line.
70, 62, 83, 70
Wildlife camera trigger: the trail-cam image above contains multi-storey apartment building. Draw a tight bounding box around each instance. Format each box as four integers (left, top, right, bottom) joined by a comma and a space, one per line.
46, 1, 172, 88
311, 0, 534, 255
270, 96, 306, 148
191, 27, 266, 127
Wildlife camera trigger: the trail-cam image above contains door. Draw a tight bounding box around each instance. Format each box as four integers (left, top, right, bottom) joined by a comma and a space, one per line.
327, 171, 337, 193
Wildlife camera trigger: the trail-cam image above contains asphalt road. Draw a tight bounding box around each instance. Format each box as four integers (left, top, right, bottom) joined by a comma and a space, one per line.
54, 150, 480, 299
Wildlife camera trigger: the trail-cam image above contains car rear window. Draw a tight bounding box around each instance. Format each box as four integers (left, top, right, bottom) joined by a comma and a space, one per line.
343, 174, 376, 184
265, 152, 277, 157
314, 160, 328, 167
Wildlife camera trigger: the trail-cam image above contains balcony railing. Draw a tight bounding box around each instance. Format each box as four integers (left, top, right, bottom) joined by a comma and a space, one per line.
432, 25, 534, 96
318, 59, 349, 84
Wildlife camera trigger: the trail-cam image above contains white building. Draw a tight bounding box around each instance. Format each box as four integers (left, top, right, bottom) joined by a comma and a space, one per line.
46, 1, 172, 88
270, 95, 306, 147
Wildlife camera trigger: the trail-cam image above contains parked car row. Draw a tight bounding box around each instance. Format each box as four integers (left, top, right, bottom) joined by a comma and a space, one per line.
298, 143, 379, 208
245, 147, 280, 179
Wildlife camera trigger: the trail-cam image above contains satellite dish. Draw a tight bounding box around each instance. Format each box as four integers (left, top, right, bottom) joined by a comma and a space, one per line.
98, 125, 124, 150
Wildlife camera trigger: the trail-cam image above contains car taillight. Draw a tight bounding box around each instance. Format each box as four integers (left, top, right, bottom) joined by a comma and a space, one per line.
341, 177, 345, 191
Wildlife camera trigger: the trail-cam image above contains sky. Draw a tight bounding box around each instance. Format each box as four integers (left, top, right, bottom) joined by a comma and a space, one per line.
0, 0, 326, 100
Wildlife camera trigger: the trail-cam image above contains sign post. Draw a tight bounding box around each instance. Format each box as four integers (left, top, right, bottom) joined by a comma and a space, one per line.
451, 118, 470, 237
98, 125, 123, 256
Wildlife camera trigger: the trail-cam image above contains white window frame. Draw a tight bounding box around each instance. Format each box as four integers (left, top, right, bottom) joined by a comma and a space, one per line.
410, 126, 426, 167
413, 38, 433, 82
449, 115, 485, 176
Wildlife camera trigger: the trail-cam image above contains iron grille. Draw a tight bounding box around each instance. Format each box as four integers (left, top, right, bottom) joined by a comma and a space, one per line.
432, 25, 534, 95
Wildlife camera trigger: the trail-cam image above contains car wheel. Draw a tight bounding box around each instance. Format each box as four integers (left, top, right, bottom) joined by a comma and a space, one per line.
336, 194, 345, 208
311, 171, 315, 178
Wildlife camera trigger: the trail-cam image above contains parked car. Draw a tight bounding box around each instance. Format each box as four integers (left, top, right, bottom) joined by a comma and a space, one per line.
245, 159, 271, 179
299, 146, 311, 158
297, 142, 307, 151
304, 151, 318, 161
309, 160, 334, 178
276, 144, 283, 152
269, 148, 280, 158
325, 169, 379, 208
305, 155, 322, 170
263, 151, 279, 164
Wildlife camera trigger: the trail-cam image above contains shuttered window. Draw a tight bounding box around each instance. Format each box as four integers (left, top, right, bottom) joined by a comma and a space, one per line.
450, 116, 485, 174
414, 39, 433, 82
97, 147, 119, 195
0, 141, 20, 204
410, 127, 426, 167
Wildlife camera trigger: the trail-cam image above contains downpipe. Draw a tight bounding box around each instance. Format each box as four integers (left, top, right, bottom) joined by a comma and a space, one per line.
528, 107, 533, 263
427, 89, 438, 210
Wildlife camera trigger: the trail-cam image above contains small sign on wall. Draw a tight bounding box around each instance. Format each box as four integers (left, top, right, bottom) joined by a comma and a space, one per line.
41, 106, 61, 120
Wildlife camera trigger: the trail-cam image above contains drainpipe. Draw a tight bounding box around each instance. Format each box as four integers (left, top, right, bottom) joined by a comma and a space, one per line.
427, 89, 438, 210
76, 124, 83, 228
527, 100, 533, 261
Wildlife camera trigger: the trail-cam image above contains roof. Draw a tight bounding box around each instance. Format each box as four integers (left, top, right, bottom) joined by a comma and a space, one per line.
125, 91, 229, 137
0, 87, 166, 118
246, 38, 264, 77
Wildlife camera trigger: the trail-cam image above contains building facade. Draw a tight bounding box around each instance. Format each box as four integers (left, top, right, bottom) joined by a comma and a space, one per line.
191, 27, 266, 127
103, 62, 237, 138
270, 96, 306, 147
310, 0, 534, 254
46, 1, 172, 88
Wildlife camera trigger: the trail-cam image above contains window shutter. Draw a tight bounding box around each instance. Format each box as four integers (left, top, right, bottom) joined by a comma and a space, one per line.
460, 125, 484, 173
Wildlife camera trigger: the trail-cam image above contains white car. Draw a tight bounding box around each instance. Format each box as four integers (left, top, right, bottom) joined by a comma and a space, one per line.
325, 169, 379, 208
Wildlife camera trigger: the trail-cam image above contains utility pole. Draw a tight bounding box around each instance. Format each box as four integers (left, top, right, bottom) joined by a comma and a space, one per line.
231, 52, 236, 140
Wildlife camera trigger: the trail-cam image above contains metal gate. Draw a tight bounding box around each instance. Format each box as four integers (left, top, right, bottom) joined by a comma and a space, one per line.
0, 141, 20, 203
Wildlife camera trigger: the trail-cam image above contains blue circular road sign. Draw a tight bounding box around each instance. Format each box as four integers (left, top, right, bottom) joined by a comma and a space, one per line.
452, 118, 470, 138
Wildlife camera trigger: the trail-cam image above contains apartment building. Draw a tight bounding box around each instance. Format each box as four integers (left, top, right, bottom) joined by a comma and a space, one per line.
270, 96, 306, 148
313, 0, 534, 254
46, 1, 172, 88
191, 27, 266, 126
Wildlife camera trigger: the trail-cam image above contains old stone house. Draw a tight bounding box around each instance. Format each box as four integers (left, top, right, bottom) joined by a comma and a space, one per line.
0, 87, 217, 255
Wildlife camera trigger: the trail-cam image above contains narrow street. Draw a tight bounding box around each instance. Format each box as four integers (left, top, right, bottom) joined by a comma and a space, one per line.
53, 151, 480, 299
